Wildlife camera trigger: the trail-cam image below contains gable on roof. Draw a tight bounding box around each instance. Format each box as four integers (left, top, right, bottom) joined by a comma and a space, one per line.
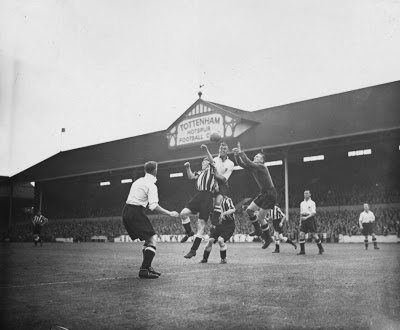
165, 98, 258, 149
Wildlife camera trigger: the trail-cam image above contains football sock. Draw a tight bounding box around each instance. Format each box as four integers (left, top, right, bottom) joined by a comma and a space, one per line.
141, 245, 156, 270
372, 237, 377, 247
364, 239, 368, 249
220, 243, 227, 259
203, 250, 211, 261
300, 239, 305, 252
181, 217, 192, 235
261, 224, 271, 240
191, 236, 203, 251
316, 238, 323, 250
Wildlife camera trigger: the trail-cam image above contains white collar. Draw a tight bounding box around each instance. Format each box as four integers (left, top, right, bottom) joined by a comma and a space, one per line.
145, 173, 157, 183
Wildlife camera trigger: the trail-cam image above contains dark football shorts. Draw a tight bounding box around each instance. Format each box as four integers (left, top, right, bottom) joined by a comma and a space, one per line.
33, 225, 42, 235
361, 222, 375, 236
210, 220, 235, 243
122, 204, 156, 241
253, 187, 277, 210
300, 216, 318, 234
185, 191, 214, 221
272, 219, 284, 234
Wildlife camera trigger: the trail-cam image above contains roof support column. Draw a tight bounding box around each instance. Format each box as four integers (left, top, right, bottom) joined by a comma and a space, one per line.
284, 151, 289, 223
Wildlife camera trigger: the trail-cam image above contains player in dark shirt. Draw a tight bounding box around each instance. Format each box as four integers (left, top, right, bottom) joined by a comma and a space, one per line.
232, 142, 275, 248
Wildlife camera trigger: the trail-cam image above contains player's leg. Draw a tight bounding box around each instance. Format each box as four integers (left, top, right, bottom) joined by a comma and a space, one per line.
200, 238, 214, 263
139, 235, 160, 278
184, 218, 207, 258
273, 231, 280, 253
33, 234, 38, 247
297, 230, 306, 255
246, 201, 262, 236
371, 232, 379, 249
217, 237, 227, 263
312, 232, 324, 254
258, 208, 273, 249
280, 233, 297, 249
180, 208, 194, 243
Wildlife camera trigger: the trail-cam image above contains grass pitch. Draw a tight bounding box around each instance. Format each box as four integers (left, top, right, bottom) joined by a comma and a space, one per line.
1, 242, 399, 330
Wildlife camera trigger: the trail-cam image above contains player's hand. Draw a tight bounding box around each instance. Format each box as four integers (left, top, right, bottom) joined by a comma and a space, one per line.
300, 216, 306, 221
237, 142, 241, 152
184, 162, 190, 168
200, 144, 208, 150
169, 211, 179, 218
360, 226, 363, 230
279, 223, 283, 227
232, 148, 239, 155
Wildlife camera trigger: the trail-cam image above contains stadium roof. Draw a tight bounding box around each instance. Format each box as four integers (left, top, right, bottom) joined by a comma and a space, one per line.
12, 80, 400, 183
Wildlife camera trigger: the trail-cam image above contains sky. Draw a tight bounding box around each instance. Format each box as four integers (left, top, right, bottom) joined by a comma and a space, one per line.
1, 0, 399, 177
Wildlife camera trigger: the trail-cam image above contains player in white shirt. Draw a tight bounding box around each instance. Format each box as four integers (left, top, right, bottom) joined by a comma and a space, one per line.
359, 203, 379, 250
123, 161, 179, 279
297, 190, 324, 255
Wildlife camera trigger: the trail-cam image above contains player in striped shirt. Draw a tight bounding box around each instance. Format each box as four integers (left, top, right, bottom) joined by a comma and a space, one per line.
266, 204, 297, 253
200, 195, 236, 264
181, 149, 227, 259
32, 210, 48, 247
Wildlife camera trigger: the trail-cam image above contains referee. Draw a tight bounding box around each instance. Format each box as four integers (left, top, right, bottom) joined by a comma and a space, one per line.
123, 161, 179, 279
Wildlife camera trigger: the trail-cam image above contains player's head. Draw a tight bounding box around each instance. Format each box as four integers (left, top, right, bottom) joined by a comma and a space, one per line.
219, 142, 229, 157
363, 203, 370, 211
36, 210, 41, 216
215, 194, 224, 204
304, 190, 311, 199
253, 152, 266, 164
201, 157, 210, 170
144, 161, 158, 176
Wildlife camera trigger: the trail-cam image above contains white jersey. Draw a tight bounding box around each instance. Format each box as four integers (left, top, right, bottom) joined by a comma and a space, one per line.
359, 211, 375, 224
213, 156, 234, 181
300, 199, 316, 216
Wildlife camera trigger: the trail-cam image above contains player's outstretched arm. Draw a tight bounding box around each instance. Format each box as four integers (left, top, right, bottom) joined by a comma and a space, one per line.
152, 205, 179, 218
184, 162, 195, 179
200, 144, 214, 163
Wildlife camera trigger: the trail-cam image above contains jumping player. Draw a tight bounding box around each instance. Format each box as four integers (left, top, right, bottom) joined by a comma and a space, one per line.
232, 142, 274, 248
181, 146, 227, 259
297, 190, 324, 255
266, 204, 297, 252
359, 203, 379, 250
200, 194, 236, 264
122, 161, 179, 279
32, 210, 48, 247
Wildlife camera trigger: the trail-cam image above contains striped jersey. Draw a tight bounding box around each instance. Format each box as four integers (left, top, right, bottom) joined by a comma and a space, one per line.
220, 196, 236, 221
267, 206, 285, 221
193, 165, 217, 193
32, 215, 48, 226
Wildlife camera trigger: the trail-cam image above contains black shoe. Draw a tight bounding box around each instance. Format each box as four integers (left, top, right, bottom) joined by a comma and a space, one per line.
220, 258, 227, 264
374, 246, 380, 250
262, 238, 273, 249
297, 251, 305, 255
249, 229, 263, 237
181, 231, 194, 243
199, 259, 208, 263
272, 250, 280, 253
138, 269, 159, 279
184, 250, 196, 259
318, 248, 324, 255
148, 267, 161, 276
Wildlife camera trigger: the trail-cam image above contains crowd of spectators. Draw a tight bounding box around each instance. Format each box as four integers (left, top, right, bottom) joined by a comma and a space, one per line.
9, 206, 400, 243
